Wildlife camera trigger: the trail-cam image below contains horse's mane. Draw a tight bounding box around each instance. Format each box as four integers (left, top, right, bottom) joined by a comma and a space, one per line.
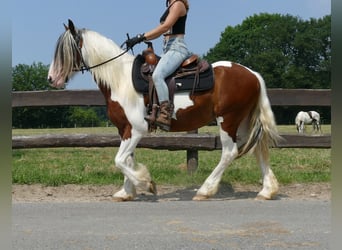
81, 30, 138, 102
54, 27, 138, 102
53, 30, 79, 80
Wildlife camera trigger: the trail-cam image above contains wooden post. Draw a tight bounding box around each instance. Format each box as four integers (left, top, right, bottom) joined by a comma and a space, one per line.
186, 129, 198, 175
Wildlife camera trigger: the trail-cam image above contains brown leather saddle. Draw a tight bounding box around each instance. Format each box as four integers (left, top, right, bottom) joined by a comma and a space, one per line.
132, 43, 214, 99
132, 42, 214, 130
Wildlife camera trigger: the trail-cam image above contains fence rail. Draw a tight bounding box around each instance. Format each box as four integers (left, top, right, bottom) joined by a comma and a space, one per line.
12, 133, 331, 150
12, 89, 331, 107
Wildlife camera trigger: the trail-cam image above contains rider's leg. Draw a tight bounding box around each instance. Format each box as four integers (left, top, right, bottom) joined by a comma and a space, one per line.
147, 37, 191, 131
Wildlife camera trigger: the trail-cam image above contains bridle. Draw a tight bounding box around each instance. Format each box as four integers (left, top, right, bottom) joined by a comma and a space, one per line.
72, 30, 130, 73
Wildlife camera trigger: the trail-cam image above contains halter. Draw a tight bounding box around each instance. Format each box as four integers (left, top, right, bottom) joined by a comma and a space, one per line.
72, 30, 130, 73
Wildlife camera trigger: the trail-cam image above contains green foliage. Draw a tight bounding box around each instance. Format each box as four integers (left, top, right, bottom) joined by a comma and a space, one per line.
12, 63, 109, 128
12, 148, 123, 186
12, 127, 331, 186
12, 62, 69, 128
12, 62, 52, 91
205, 13, 331, 89
204, 13, 331, 124
12, 106, 71, 128
13, 14, 331, 126
68, 107, 102, 127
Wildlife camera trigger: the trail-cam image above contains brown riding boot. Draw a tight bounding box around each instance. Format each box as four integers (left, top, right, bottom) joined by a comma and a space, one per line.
155, 101, 173, 131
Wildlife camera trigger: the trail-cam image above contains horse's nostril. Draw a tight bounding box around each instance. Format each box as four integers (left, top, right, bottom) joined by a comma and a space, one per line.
48, 76, 53, 83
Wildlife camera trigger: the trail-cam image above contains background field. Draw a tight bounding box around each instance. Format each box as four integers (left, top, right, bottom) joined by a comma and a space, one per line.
12, 125, 331, 187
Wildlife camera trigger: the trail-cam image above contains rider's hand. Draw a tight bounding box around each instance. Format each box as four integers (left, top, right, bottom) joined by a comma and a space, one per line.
125, 34, 146, 49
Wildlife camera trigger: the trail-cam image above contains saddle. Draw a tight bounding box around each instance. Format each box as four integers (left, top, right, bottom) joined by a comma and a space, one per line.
132, 42, 214, 97
132, 42, 214, 130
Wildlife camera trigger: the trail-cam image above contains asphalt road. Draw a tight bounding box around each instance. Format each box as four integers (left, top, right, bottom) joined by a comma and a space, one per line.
12, 200, 330, 250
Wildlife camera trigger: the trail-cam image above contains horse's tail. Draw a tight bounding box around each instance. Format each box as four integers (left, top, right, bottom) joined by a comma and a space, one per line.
238, 72, 281, 157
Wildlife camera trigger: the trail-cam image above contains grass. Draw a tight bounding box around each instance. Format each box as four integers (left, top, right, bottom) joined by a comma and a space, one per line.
12, 126, 331, 186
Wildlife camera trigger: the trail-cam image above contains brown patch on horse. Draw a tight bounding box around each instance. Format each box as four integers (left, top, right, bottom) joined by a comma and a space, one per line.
97, 81, 132, 140
141, 63, 260, 140
146, 63, 260, 137
211, 64, 260, 141
170, 91, 215, 132
218, 65, 259, 140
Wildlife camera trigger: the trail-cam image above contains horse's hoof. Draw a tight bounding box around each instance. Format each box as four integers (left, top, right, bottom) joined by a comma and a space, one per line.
148, 181, 157, 195
112, 196, 134, 202
255, 194, 274, 200
192, 194, 210, 201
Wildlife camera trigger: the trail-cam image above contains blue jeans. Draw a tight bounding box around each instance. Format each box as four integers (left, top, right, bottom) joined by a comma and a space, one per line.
152, 37, 192, 102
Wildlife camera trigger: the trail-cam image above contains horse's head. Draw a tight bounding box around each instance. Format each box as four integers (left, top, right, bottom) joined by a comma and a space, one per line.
48, 19, 83, 88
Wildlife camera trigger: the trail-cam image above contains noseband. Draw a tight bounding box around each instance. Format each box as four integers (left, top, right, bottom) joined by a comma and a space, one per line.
71, 30, 130, 73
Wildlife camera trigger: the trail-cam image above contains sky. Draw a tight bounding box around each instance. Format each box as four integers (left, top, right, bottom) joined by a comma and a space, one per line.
12, 0, 331, 90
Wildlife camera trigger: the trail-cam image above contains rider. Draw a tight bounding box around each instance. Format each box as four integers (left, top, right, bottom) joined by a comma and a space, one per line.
125, 0, 192, 131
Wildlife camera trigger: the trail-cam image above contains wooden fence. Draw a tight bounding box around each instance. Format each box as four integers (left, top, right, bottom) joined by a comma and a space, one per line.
12, 89, 331, 172
12, 89, 331, 107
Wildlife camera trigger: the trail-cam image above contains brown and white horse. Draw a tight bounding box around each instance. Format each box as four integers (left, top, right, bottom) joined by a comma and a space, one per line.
48, 20, 281, 201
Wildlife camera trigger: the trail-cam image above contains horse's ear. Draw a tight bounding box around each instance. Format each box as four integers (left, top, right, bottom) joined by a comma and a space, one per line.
63, 23, 68, 31
68, 19, 77, 36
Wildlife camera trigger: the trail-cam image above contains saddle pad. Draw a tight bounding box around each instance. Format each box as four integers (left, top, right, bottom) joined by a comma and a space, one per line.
132, 54, 214, 95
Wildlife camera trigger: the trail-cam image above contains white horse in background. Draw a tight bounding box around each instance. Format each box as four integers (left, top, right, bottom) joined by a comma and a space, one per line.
295, 111, 322, 134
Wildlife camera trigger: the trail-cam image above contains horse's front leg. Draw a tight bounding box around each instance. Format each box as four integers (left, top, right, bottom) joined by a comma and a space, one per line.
300, 122, 305, 134
113, 136, 156, 201
112, 152, 137, 201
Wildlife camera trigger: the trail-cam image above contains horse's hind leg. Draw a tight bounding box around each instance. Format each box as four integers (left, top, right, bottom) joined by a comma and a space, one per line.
254, 145, 279, 200
313, 121, 322, 134
193, 126, 238, 201
312, 121, 317, 133
318, 122, 322, 134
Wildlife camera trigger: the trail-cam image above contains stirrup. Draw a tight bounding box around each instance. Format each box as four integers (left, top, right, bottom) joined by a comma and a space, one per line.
145, 104, 158, 123
155, 121, 170, 132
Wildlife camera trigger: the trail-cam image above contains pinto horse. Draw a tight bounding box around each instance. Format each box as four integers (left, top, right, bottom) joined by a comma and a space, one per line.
295, 111, 322, 134
48, 20, 281, 201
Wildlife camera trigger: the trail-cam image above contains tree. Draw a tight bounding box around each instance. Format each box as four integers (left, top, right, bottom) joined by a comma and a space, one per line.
12, 63, 69, 128
204, 14, 331, 89
68, 107, 101, 127
12, 62, 53, 91
204, 14, 331, 124
12, 63, 108, 128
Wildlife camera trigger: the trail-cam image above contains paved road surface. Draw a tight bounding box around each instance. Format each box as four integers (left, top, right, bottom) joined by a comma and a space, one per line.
13, 200, 330, 250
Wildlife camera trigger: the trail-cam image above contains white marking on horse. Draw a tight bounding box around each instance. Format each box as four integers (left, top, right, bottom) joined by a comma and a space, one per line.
212, 61, 233, 68
172, 93, 194, 119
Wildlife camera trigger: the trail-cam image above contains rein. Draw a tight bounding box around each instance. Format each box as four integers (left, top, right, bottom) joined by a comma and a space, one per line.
73, 31, 130, 73
75, 49, 129, 73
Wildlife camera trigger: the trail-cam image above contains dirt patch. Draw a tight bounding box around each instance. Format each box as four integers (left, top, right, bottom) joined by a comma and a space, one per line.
12, 182, 330, 203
